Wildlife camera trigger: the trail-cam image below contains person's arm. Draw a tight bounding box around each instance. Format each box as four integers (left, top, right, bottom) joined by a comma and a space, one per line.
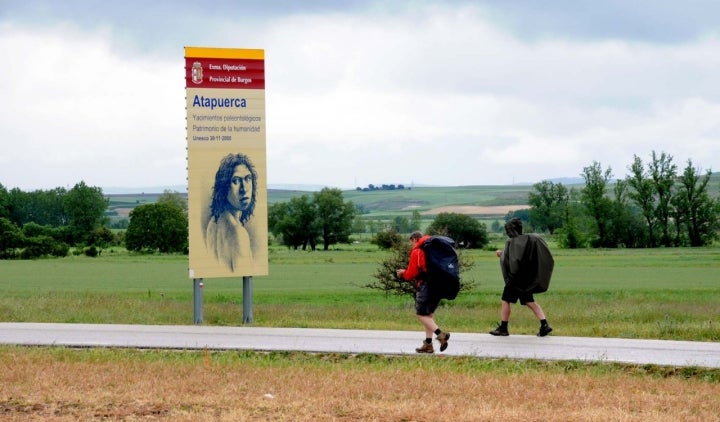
499, 242, 511, 284
397, 248, 424, 281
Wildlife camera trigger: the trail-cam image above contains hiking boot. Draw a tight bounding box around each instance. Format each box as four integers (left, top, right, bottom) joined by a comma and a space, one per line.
489, 325, 509, 336
415, 342, 434, 354
537, 324, 553, 337
436, 332, 450, 352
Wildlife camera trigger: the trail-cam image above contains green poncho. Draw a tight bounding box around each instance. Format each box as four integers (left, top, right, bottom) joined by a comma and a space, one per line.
500, 234, 554, 293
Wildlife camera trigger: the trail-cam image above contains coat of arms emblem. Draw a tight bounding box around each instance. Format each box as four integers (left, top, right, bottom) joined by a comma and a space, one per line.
191, 62, 203, 84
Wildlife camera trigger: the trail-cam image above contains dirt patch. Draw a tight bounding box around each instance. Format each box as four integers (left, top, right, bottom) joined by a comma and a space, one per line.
111, 207, 133, 217
422, 205, 528, 216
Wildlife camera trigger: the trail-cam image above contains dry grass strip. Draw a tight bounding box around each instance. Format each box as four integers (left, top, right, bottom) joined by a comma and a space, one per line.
1, 348, 719, 421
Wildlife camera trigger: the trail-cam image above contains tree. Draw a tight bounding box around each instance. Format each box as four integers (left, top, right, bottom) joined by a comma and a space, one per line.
351, 215, 366, 237
6, 187, 67, 227
504, 208, 530, 223
580, 162, 614, 247
268, 195, 321, 250
528, 180, 568, 234
391, 215, 411, 233
410, 210, 422, 232
313, 188, 356, 250
609, 179, 647, 248
554, 188, 589, 249
0, 183, 8, 220
0, 217, 24, 258
648, 151, 677, 246
425, 212, 488, 249
673, 160, 719, 246
294, 195, 321, 250
64, 181, 108, 244
627, 154, 657, 247
157, 190, 188, 214
125, 203, 188, 253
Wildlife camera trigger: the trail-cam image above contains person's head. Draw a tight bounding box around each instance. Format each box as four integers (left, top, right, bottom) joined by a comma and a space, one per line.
409, 231, 423, 243
504, 218, 523, 238
209, 153, 258, 224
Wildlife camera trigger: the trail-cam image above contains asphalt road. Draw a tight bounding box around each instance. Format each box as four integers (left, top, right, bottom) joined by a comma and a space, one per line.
2, 322, 719, 368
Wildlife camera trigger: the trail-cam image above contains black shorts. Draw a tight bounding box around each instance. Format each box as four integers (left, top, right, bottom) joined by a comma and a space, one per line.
501, 284, 535, 305
415, 282, 441, 316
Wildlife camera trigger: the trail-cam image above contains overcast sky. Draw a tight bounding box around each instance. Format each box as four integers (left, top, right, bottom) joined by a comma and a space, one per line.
1, 0, 719, 192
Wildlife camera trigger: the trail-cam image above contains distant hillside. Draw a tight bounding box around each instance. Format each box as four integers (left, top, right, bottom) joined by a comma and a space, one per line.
105, 185, 533, 220
104, 172, 720, 220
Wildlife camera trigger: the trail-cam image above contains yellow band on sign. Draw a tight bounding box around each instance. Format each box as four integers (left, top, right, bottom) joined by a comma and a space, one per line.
184, 46, 264, 60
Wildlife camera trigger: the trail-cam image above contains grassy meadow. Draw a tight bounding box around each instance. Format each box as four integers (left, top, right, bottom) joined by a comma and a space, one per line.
1, 244, 718, 341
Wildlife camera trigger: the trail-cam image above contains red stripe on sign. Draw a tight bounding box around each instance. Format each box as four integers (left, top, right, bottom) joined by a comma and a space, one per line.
185, 58, 265, 89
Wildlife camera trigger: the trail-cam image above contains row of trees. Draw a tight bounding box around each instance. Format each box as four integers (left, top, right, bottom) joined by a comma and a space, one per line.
3, 150, 717, 259
0, 182, 188, 258
526, 152, 719, 248
0, 182, 114, 258
0, 182, 108, 243
268, 188, 356, 250
355, 184, 408, 191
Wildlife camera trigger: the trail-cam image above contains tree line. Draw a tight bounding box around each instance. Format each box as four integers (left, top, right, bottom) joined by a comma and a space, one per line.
521, 151, 719, 248
0, 182, 188, 258
2, 150, 717, 259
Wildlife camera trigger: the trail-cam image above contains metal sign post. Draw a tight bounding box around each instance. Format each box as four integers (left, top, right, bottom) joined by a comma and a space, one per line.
193, 278, 203, 324
243, 276, 253, 324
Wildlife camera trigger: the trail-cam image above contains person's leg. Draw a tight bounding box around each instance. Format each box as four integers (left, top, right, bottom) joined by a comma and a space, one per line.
525, 301, 545, 320
418, 313, 450, 351
414, 284, 440, 353
417, 314, 438, 338
491, 285, 517, 336
490, 301, 511, 336
526, 301, 553, 336
414, 313, 435, 353
416, 288, 450, 352
501, 300, 511, 321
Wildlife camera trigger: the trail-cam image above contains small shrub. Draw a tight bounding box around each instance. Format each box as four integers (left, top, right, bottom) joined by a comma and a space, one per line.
372, 229, 402, 250
51, 242, 70, 257
85, 245, 99, 257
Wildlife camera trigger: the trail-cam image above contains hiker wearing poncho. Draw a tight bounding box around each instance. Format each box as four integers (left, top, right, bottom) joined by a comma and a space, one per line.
490, 218, 554, 337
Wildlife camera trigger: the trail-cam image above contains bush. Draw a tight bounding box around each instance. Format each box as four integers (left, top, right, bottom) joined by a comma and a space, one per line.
365, 238, 476, 297
426, 213, 489, 249
85, 245, 99, 257
51, 242, 70, 257
20, 235, 55, 259
372, 229, 402, 250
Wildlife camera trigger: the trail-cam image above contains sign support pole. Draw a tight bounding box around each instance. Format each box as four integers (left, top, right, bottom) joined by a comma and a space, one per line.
243, 276, 253, 324
193, 278, 204, 324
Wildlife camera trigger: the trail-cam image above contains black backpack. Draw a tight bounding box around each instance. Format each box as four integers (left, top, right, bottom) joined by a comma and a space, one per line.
420, 235, 460, 300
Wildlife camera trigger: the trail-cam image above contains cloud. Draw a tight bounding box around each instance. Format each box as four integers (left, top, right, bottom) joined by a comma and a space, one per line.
0, 2, 719, 192
0, 23, 185, 190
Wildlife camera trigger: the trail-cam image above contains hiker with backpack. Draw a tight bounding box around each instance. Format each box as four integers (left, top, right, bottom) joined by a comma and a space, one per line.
396, 231, 451, 353
490, 218, 554, 337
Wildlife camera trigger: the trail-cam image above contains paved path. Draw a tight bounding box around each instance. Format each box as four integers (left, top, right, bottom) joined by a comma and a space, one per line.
2, 323, 719, 368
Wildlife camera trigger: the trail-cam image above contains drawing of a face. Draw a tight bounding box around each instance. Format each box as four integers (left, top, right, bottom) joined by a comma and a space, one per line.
227, 164, 253, 212
209, 153, 258, 226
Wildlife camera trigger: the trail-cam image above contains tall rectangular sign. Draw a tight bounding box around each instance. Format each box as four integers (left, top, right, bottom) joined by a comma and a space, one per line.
185, 47, 268, 278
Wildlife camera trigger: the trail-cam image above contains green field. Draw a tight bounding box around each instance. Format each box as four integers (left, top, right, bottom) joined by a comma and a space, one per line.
1, 245, 718, 341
